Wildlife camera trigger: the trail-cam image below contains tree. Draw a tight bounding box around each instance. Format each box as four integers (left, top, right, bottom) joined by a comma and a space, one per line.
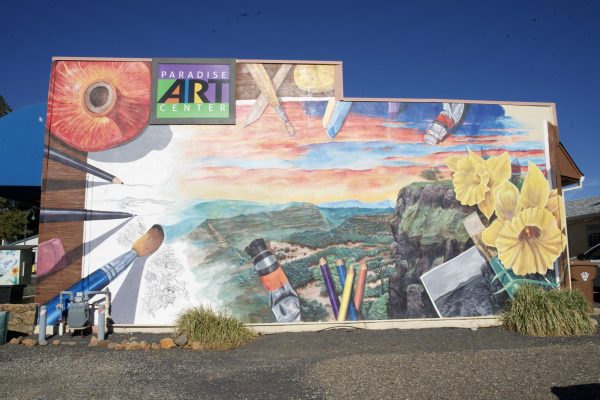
0, 95, 12, 118
0, 197, 33, 242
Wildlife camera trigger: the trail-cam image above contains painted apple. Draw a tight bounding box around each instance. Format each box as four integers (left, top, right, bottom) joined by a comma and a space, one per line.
47, 61, 151, 152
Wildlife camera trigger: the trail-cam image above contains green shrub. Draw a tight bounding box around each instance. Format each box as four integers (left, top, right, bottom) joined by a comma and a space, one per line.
501, 285, 597, 336
175, 306, 255, 350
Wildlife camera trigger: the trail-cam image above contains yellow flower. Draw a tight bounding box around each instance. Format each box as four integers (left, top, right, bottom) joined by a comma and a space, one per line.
481, 162, 567, 276
446, 151, 511, 219
481, 180, 521, 246
479, 152, 512, 218
546, 189, 565, 230
519, 162, 549, 209
495, 207, 566, 275
446, 151, 491, 207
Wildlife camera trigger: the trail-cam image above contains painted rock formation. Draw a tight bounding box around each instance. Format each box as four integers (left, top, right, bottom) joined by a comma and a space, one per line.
389, 181, 475, 319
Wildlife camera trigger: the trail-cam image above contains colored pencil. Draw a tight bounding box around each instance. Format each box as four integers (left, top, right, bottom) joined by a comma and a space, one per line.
388, 102, 401, 119
354, 261, 367, 313
45, 145, 123, 184
337, 266, 355, 321
322, 98, 336, 128
41, 208, 135, 223
319, 257, 340, 319
335, 259, 359, 320
326, 101, 352, 139
245, 63, 295, 136
244, 64, 292, 128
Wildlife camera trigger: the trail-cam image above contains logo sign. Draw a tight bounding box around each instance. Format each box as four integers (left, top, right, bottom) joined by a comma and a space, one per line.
150, 58, 236, 124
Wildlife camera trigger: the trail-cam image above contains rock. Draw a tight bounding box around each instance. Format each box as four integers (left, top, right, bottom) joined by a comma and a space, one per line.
97, 340, 110, 348
142, 343, 151, 350
128, 336, 139, 342
62, 341, 77, 346
151, 343, 160, 350
89, 336, 99, 347
389, 181, 473, 319
51, 339, 61, 346
22, 338, 38, 348
114, 344, 123, 350
8, 338, 21, 345
159, 337, 176, 349
140, 340, 148, 347
191, 341, 203, 351
107, 342, 117, 350
125, 341, 141, 350
174, 334, 188, 347
0, 304, 37, 334
121, 340, 128, 346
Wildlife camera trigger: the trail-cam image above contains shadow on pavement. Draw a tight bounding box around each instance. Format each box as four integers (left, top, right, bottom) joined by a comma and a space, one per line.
551, 383, 600, 400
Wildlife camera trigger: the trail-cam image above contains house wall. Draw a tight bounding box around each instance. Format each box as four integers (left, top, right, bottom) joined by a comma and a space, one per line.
36, 58, 568, 326
568, 217, 600, 256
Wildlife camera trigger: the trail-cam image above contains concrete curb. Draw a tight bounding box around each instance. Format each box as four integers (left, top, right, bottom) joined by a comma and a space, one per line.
105, 316, 501, 335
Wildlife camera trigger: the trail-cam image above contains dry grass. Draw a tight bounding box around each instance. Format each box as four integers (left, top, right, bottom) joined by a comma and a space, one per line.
501, 285, 597, 336
175, 306, 255, 350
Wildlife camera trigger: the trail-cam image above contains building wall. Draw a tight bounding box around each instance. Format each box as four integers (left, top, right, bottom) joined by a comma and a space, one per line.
36, 58, 568, 325
568, 217, 600, 256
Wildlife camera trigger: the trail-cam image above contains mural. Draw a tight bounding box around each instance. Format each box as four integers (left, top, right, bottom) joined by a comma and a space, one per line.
37, 59, 567, 325
0, 250, 21, 285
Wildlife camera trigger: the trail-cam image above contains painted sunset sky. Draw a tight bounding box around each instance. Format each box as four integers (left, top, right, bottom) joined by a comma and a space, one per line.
170, 100, 553, 205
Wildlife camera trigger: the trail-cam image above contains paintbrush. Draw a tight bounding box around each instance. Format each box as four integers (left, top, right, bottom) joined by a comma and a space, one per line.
44, 225, 165, 325
45, 145, 124, 184
244, 64, 292, 128
245, 63, 295, 136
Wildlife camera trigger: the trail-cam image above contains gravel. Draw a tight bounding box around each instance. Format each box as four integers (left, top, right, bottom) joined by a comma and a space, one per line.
1, 326, 599, 399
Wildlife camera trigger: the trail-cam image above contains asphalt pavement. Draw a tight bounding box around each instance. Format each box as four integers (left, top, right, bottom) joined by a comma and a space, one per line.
1, 325, 599, 400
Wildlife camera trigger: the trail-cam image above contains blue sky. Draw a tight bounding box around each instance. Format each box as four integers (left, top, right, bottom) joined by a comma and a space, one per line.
0, 0, 598, 200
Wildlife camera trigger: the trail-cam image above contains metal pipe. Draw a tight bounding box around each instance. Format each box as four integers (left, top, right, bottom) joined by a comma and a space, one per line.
97, 304, 105, 341
38, 306, 47, 345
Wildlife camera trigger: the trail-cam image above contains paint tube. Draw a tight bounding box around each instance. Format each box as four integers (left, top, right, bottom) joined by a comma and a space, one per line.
424, 103, 466, 145
245, 238, 301, 322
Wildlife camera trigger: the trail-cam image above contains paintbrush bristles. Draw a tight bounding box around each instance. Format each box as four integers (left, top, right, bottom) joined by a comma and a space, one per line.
132, 225, 165, 257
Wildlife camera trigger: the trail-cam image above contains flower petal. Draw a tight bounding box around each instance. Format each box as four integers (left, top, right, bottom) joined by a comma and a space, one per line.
482, 219, 504, 247
468, 150, 485, 166
478, 189, 495, 219
520, 162, 550, 210
485, 152, 512, 187
494, 181, 520, 221
445, 156, 463, 172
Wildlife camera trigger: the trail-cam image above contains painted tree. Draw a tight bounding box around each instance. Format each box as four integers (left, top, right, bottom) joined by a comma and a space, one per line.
0, 95, 12, 118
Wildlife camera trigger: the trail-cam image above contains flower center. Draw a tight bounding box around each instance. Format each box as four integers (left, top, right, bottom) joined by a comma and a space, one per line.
84, 81, 116, 116
518, 225, 541, 241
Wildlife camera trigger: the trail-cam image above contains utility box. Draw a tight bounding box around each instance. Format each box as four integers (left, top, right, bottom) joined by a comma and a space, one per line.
570, 260, 598, 307
0, 246, 34, 286
67, 302, 91, 328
